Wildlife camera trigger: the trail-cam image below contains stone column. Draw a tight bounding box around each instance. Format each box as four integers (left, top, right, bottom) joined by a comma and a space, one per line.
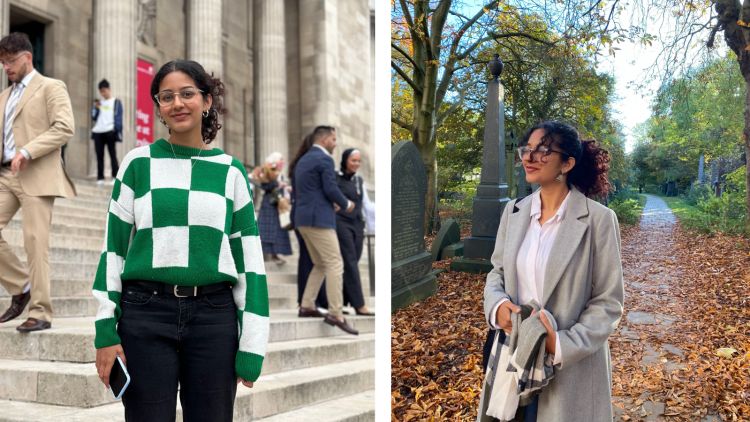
298, 0, 339, 134
188, 0, 224, 148
0, 1, 10, 91
93, 0, 137, 166
188, 0, 223, 76
253, 0, 288, 164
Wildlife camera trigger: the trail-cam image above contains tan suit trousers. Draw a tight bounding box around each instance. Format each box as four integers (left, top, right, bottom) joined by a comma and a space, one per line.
298, 226, 343, 318
0, 167, 54, 321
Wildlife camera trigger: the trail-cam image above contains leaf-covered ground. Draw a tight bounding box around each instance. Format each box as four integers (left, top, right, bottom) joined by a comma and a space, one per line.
392, 213, 750, 420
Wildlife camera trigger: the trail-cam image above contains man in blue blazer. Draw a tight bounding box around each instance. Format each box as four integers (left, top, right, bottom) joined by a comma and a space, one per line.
293, 126, 358, 335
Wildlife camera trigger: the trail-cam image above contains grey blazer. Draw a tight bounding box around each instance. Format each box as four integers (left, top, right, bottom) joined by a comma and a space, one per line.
479, 187, 624, 422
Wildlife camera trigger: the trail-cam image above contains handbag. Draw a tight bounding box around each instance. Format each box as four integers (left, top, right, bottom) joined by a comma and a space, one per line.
277, 196, 292, 229
278, 210, 292, 230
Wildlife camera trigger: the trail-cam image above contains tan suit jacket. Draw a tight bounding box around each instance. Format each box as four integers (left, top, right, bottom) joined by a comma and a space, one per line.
479, 187, 624, 422
0, 73, 76, 197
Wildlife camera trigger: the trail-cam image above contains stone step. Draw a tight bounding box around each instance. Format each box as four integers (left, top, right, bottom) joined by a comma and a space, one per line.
6, 219, 105, 240
255, 390, 374, 422
0, 355, 374, 411
4, 229, 103, 251
11, 245, 101, 264
0, 358, 374, 421
0, 293, 299, 318
46, 203, 108, 218
9, 212, 108, 230
237, 358, 374, 420
0, 313, 375, 363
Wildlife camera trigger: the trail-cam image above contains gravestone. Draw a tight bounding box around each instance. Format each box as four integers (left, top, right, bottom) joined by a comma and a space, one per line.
391, 141, 439, 311
430, 219, 461, 262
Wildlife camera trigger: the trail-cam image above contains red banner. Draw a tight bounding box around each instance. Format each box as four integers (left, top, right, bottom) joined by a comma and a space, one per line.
136, 59, 155, 147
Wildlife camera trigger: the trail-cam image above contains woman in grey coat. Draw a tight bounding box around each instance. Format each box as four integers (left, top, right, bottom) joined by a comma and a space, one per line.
478, 121, 624, 421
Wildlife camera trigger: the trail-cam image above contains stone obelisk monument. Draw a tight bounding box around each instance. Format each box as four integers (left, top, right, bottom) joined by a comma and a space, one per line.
451, 54, 511, 273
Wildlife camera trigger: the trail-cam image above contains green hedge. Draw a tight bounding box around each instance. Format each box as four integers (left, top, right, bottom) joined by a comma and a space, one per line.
608, 188, 645, 225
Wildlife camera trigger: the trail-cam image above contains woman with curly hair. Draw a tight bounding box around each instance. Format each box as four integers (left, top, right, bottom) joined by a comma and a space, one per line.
478, 120, 624, 421
92, 60, 269, 421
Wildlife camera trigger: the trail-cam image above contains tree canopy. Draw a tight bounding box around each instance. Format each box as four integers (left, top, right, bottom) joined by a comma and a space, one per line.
392, 0, 630, 231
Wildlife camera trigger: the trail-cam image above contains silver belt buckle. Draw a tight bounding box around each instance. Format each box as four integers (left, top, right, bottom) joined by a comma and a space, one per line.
173, 285, 197, 297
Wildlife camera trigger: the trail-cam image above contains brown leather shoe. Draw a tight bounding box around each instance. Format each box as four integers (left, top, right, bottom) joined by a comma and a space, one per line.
323, 314, 359, 335
16, 317, 51, 333
0, 291, 30, 323
298, 307, 325, 318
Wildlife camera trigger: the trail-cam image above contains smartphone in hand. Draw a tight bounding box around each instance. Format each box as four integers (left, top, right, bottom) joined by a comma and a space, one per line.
109, 355, 131, 400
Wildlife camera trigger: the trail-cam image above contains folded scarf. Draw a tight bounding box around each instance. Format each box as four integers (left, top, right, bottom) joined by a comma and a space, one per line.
485, 302, 557, 420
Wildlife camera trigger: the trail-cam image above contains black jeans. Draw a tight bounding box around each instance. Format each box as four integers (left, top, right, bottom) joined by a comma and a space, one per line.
118, 281, 238, 422
92, 130, 119, 180
336, 218, 365, 308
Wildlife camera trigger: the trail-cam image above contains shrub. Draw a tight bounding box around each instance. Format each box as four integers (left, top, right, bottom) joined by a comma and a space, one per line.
609, 198, 643, 225
684, 183, 712, 206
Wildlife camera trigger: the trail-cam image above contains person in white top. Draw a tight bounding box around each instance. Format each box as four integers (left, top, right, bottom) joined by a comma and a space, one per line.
478, 121, 624, 422
91, 79, 123, 185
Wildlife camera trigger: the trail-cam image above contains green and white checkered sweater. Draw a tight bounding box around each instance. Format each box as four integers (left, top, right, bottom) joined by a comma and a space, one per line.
92, 138, 269, 382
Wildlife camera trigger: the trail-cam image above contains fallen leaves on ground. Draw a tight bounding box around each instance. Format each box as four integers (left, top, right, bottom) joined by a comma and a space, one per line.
391, 258, 487, 421
392, 221, 750, 421
611, 224, 750, 421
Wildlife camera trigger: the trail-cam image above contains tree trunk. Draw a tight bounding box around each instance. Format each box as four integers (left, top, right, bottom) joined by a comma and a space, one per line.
416, 142, 439, 234
745, 77, 750, 231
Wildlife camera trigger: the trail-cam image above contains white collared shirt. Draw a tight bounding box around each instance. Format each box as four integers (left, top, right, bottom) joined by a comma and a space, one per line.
490, 189, 571, 365
312, 143, 333, 158
3, 69, 36, 162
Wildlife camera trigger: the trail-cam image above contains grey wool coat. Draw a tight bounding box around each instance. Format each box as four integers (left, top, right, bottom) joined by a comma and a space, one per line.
478, 187, 624, 422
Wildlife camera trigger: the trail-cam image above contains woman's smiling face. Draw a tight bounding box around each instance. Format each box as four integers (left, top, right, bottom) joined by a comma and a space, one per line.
522, 129, 574, 185
156, 71, 211, 136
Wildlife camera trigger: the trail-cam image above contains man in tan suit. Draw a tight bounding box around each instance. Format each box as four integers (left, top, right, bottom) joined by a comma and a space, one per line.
0, 32, 76, 332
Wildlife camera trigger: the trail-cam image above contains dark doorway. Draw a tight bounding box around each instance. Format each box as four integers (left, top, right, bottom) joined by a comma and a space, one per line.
9, 8, 46, 75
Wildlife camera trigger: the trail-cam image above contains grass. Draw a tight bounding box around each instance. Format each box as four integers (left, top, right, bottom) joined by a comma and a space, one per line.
661, 195, 748, 236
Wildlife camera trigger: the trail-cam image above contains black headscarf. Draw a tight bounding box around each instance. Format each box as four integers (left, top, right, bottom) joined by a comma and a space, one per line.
339, 148, 359, 179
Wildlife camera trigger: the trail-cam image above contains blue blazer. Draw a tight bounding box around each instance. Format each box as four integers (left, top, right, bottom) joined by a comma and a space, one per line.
292, 146, 350, 229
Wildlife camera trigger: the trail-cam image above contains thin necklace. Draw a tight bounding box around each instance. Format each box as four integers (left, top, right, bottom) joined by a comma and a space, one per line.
167, 139, 206, 169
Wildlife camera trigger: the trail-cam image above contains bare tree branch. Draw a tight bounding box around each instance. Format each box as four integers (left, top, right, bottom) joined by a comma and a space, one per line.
392, 42, 422, 75
392, 61, 422, 94
437, 87, 468, 126
392, 116, 415, 132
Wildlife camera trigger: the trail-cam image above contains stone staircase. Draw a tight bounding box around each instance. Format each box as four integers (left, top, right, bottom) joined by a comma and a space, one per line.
0, 179, 375, 421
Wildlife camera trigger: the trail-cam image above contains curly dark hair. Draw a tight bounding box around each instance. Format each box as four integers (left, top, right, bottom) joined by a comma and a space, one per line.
0, 32, 32, 56
150, 60, 225, 143
521, 120, 611, 198
288, 125, 336, 180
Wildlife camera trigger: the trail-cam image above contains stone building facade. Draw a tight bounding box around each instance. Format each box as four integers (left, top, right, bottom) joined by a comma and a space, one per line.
0, 0, 375, 186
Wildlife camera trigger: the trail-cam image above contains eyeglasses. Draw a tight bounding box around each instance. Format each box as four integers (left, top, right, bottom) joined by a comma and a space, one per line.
517, 145, 568, 163
154, 88, 204, 106
0, 53, 27, 67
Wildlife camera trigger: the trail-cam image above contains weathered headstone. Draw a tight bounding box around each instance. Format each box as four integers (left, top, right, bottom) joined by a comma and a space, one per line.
451, 54, 511, 273
430, 219, 461, 262
391, 141, 440, 311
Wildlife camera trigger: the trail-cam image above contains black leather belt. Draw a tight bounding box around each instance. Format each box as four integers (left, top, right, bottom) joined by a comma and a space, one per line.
124, 280, 231, 297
